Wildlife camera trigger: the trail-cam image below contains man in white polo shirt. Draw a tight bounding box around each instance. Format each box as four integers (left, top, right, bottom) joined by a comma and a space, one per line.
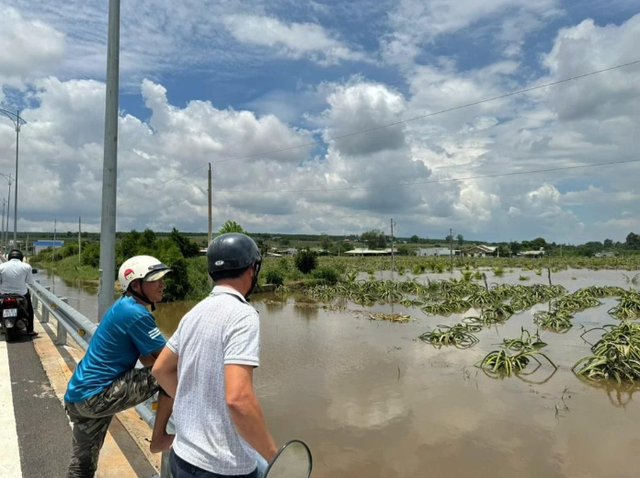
0, 249, 36, 336
153, 233, 277, 478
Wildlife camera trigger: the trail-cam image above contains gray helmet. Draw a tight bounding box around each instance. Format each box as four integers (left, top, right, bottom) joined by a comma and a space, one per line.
8, 250, 23, 261
207, 233, 262, 276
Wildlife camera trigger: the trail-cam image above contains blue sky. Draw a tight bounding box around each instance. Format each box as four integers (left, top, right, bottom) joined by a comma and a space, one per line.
1, 0, 640, 242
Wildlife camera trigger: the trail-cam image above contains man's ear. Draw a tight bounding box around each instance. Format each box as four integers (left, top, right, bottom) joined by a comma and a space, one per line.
129, 280, 140, 293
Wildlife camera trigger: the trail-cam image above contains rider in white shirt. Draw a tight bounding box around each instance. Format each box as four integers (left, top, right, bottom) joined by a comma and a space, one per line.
0, 249, 36, 336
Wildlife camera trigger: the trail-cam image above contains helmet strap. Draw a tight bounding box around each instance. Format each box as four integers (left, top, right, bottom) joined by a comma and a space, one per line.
127, 281, 156, 312
245, 262, 261, 300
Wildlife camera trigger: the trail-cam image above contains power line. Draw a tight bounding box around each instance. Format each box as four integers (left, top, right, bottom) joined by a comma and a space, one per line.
119, 58, 640, 207
209, 58, 640, 165
212, 158, 640, 194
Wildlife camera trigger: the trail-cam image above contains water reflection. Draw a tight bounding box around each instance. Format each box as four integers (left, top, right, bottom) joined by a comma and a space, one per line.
37, 268, 640, 478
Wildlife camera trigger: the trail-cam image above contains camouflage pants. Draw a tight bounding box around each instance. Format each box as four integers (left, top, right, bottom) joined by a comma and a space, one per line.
65, 367, 159, 478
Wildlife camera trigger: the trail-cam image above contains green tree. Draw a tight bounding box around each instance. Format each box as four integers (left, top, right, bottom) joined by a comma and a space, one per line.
361, 229, 387, 249
255, 238, 269, 257
81, 243, 101, 268
456, 234, 464, 247
137, 229, 158, 254
626, 232, 640, 249
525, 237, 547, 250
604, 238, 614, 248
410, 235, 420, 244
219, 220, 246, 234
155, 240, 189, 301
320, 234, 331, 251
169, 228, 200, 258
294, 249, 318, 274
397, 245, 412, 256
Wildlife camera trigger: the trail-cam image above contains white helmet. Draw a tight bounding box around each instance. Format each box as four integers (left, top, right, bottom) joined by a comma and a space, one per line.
118, 255, 171, 291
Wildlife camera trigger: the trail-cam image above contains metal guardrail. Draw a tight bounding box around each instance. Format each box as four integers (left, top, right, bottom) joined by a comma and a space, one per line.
28, 280, 172, 478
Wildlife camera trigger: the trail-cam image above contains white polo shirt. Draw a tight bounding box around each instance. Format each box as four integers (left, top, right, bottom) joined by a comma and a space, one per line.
0, 258, 33, 295
167, 285, 261, 475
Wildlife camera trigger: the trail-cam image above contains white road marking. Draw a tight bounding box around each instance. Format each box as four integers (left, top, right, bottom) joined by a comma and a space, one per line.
0, 338, 22, 477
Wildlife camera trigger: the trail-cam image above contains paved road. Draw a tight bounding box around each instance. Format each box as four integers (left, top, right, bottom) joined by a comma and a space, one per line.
4, 333, 72, 478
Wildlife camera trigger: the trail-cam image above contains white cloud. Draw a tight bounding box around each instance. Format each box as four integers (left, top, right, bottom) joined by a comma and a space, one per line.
0, 6, 65, 85
223, 14, 367, 66
2, 3, 640, 243
381, 0, 561, 64
319, 80, 407, 156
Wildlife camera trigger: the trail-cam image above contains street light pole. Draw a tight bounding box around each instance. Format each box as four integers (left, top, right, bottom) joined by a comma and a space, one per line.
0, 110, 25, 248
1, 199, 5, 250
0, 173, 13, 250
13, 110, 19, 244
97, 0, 121, 320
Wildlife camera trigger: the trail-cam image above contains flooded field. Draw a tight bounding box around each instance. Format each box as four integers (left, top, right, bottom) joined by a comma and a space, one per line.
39, 268, 640, 477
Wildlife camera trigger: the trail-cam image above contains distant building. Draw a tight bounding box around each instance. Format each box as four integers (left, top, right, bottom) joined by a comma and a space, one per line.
595, 251, 616, 258
518, 247, 545, 258
416, 247, 458, 257
345, 248, 397, 256
463, 245, 497, 258
33, 240, 64, 255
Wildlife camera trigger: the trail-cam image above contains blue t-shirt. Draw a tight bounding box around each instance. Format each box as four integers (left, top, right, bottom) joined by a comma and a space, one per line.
64, 296, 166, 403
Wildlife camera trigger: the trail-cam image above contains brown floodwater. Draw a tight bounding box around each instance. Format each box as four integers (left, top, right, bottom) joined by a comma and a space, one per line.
39, 268, 640, 478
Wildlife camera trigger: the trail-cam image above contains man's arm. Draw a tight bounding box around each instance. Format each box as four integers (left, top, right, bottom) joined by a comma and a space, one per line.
152, 347, 179, 398
150, 391, 174, 453
25, 265, 34, 285
225, 364, 278, 462
139, 347, 162, 367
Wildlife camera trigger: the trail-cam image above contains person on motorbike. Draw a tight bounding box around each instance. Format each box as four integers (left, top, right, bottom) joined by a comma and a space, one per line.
152, 233, 277, 478
0, 249, 36, 336
64, 255, 175, 478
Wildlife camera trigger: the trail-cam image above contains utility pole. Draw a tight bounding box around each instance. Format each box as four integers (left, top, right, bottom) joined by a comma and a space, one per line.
78, 216, 82, 262
207, 163, 212, 245
98, 0, 121, 320
207, 163, 213, 287
13, 109, 19, 245
391, 218, 395, 282
5, 182, 10, 248
1, 110, 24, 247
53, 219, 57, 246
1, 199, 5, 251
449, 228, 454, 273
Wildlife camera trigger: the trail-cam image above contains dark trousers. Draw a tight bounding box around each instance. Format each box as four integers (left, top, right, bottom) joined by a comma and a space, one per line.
65, 367, 160, 478
170, 449, 259, 478
24, 290, 34, 333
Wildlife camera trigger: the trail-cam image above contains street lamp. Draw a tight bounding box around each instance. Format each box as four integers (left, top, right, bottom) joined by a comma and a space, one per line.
0, 109, 26, 246
0, 173, 13, 250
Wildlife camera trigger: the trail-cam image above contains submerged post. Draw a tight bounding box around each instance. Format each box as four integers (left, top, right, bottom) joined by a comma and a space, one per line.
390, 218, 395, 282
449, 228, 454, 273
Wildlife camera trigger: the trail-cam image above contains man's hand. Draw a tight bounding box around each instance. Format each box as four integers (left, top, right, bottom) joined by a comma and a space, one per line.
149, 383, 175, 453
225, 364, 278, 462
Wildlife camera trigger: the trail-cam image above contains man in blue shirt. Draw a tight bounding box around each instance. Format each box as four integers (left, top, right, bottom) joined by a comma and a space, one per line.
64, 255, 174, 478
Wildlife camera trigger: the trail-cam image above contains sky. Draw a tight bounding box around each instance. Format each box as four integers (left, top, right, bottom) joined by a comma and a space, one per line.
1, 0, 640, 243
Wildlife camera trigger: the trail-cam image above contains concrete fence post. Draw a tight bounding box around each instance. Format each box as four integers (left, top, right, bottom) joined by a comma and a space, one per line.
56, 297, 68, 345
42, 286, 52, 323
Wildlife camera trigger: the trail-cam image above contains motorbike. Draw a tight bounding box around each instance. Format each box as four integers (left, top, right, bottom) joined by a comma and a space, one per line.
0, 293, 30, 342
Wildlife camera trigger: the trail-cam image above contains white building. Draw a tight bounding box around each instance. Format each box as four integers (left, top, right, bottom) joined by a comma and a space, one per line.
416, 247, 459, 257
463, 245, 497, 258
